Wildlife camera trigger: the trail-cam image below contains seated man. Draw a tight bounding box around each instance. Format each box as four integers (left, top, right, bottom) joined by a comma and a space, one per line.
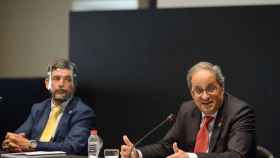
2, 59, 96, 155
121, 61, 256, 158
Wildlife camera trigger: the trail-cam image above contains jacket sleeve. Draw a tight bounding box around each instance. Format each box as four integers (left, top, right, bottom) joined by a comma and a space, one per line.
15, 104, 38, 138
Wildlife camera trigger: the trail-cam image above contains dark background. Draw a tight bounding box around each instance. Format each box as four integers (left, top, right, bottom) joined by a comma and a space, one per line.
70, 6, 276, 155
0, 5, 277, 157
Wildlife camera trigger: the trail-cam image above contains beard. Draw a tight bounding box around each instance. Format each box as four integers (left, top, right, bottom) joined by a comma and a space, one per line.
52, 89, 72, 103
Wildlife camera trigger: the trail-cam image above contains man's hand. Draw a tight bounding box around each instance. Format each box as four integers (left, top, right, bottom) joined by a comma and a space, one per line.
120, 135, 139, 158
166, 142, 189, 158
2, 132, 34, 152
2, 137, 22, 152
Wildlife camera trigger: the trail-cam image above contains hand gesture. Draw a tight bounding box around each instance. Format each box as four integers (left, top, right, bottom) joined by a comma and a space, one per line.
120, 135, 139, 158
166, 142, 189, 158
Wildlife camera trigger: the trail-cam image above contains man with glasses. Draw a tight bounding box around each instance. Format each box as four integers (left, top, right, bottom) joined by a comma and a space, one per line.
120, 61, 256, 158
2, 59, 96, 155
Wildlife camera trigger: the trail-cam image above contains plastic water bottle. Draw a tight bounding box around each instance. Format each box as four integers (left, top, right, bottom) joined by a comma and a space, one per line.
88, 129, 103, 158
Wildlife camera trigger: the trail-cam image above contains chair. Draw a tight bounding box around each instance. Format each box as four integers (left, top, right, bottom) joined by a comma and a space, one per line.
257, 145, 274, 158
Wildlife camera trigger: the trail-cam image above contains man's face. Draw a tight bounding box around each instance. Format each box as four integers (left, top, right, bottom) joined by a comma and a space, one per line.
190, 69, 224, 115
45, 68, 75, 104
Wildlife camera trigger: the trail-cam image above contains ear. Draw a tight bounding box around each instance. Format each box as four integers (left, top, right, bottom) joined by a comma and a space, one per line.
190, 89, 195, 98
45, 79, 49, 90
221, 86, 225, 94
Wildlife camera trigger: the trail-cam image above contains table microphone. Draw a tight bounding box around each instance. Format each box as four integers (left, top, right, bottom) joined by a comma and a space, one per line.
134, 113, 175, 147
128, 113, 175, 158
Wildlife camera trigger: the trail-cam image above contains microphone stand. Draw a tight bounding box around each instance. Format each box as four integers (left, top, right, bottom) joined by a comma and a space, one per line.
128, 113, 175, 158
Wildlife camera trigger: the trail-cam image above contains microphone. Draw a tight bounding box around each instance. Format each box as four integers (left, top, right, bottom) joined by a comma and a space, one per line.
134, 113, 175, 147
128, 113, 175, 158
130, 93, 185, 147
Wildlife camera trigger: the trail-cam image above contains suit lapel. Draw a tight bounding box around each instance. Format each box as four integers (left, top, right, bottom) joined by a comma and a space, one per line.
54, 98, 76, 141
36, 100, 52, 140
190, 107, 202, 151
208, 97, 226, 152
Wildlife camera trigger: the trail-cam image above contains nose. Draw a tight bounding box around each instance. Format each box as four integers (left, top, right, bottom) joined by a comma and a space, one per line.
58, 79, 64, 87
201, 91, 210, 100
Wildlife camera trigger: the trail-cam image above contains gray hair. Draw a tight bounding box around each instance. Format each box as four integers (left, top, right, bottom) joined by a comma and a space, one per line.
186, 61, 225, 90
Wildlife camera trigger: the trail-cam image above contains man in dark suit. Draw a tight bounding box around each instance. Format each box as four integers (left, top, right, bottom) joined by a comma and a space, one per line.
2, 59, 95, 155
121, 61, 256, 158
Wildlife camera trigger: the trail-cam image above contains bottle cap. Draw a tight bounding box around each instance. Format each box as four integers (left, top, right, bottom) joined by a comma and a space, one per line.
91, 129, 97, 135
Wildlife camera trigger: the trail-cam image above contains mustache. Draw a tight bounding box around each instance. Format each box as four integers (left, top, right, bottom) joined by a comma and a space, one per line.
54, 89, 67, 94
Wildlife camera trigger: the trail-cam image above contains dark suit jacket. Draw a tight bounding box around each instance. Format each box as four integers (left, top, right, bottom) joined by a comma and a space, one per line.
139, 93, 256, 158
16, 97, 96, 155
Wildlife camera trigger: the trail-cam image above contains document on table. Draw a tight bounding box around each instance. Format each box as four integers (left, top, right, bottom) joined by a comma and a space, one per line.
1, 151, 66, 158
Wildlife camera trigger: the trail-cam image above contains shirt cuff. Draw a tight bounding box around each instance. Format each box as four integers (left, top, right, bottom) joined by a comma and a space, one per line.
136, 149, 197, 158
136, 149, 143, 158
187, 152, 198, 158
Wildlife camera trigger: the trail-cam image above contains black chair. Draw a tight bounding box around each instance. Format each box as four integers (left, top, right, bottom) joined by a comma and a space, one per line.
257, 145, 274, 158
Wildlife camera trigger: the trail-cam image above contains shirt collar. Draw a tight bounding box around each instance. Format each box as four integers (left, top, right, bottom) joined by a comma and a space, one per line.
201, 112, 218, 119
51, 97, 72, 111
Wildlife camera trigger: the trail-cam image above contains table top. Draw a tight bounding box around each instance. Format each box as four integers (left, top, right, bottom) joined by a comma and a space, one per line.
52, 156, 87, 158
0, 155, 88, 158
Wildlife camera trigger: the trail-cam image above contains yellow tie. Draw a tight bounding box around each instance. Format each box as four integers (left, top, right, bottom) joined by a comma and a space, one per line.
40, 105, 62, 142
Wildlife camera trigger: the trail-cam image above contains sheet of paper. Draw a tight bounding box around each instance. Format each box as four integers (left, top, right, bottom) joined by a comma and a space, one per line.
1, 151, 66, 158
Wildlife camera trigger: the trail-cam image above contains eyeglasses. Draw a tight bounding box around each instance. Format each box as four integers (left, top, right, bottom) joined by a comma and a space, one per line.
192, 85, 219, 96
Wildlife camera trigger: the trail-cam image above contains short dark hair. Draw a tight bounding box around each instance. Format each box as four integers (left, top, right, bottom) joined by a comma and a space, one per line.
47, 59, 78, 81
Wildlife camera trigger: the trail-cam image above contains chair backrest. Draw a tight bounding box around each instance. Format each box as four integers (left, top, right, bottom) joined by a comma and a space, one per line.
257, 145, 274, 158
